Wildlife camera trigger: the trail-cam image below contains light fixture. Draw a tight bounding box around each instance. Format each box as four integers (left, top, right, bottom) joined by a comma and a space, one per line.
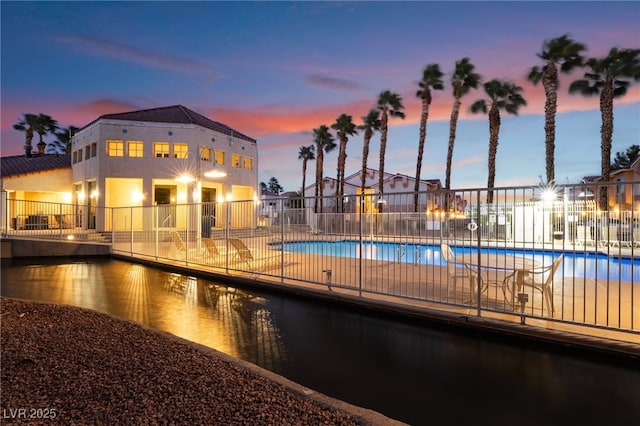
377, 193, 386, 205
175, 173, 195, 183
203, 170, 227, 178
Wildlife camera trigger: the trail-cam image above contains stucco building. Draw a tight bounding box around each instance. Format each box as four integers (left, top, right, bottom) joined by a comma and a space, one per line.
2, 105, 258, 232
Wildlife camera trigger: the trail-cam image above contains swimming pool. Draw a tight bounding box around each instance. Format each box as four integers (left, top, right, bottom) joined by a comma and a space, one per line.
280, 240, 639, 282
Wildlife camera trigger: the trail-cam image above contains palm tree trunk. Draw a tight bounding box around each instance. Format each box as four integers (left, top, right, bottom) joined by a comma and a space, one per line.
301, 161, 307, 209
487, 107, 501, 204
414, 90, 430, 212
599, 84, 615, 211
378, 112, 389, 213
361, 130, 372, 193
543, 62, 558, 184
445, 98, 461, 208
317, 150, 324, 213
337, 135, 347, 213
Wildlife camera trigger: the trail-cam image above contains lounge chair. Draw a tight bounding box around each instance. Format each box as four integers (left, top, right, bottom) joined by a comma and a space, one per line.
601, 226, 619, 247
228, 238, 283, 270
170, 231, 187, 258
575, 225, 594, 246
202, 238, 228, 264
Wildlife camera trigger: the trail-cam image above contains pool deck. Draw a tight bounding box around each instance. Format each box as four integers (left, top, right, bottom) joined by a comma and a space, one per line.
110, 234, 640, 361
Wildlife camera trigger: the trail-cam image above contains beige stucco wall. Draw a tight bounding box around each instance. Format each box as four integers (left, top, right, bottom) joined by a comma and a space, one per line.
2, 168, 72, 196
71, 119, 258, 209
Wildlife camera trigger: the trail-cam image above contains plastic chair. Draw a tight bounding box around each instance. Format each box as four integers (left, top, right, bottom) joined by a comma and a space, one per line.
441, 243, 484, 301
521, 254, 564, 316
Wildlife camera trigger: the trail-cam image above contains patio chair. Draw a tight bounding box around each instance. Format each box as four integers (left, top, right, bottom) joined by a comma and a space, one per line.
441, 243, 484, 302
53, 214, 73, 229
170, 231, 187, 258
519, 254, 564, 317
575, 225, 595, 246
202, 238, 228, 264
228, 238, 283, 271
634, 227, 640, 248
601, 226, 620, 247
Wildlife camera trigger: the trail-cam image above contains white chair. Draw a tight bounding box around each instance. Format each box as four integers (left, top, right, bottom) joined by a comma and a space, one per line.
575, 225, 594, 246
602, 226, 619, 247
521, 254, 564, 316
441, 243, 484, 301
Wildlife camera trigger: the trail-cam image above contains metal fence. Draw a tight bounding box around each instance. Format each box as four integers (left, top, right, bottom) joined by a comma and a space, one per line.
3, 182, 639, 339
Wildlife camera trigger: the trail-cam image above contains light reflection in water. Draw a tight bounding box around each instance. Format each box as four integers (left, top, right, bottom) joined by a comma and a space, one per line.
1, 259, 285, 372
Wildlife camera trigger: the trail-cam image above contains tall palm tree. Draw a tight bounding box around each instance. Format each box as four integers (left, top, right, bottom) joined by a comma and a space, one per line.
470, 79, 527, 204
13, 113, 39, 157
528, 34, 586, 185
414, 63, 444, 212
297, 145, 315, 209
312, 125, 336, 213
376, 90, 405, 212
331, 114, 358, 212
445, 58, 481, 207
50, 125, 80, 154
32, 113, 59, 154
569, 47, 640, 210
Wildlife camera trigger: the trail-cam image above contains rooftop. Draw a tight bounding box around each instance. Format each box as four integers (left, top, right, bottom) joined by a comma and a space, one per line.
87, 105, 256, 144
1, 154, 71, 178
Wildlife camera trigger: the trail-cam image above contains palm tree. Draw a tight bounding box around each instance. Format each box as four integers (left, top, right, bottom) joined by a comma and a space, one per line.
445, 58, 481, 207
569, 47, 640, 210
13, 113, 39, 157
50, 125, 80, 154
528, 34, 586, 185
297, 145, 315, 209
331, 114, 359, 212
312, 125, 336, 213
470, 79, 527, 204
32, 114, 59, 154
376, 90, 405, 212
414, 63, 444, 212
358, 109, 381, 213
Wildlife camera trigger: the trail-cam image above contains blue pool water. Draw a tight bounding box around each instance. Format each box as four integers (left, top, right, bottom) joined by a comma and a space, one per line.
281, 240, 639, 282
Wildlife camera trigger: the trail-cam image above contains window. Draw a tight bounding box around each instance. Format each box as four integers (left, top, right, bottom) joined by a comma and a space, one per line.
215, 150, 225, 165
73, 151, 77, 164
200, 147, 212, 162
232, 154, 241, 168
173, 143, 188, 159
154, 142, 170, 158
107, 140, 124, 157
85, 145, 91, 160
91, 142, 97, 157
243, 157, 253, 170
77, 148, 83, 162
128, 141, 143, 157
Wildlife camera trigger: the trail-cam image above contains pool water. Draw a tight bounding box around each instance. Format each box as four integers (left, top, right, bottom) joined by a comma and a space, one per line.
280, 240, 639, 282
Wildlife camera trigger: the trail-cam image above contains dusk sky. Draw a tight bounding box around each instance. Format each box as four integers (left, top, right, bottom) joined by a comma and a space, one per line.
2, 1, 639, 192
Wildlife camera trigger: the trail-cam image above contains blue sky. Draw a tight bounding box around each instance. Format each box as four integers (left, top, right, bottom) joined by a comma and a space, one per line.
2, 1, 639, 192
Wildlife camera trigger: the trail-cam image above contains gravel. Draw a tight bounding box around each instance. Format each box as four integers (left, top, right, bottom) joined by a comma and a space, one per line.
1, 297, 403, 425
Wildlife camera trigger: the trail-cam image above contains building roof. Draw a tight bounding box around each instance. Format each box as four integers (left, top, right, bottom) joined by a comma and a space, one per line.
86, 105, 256, 143
1, 154, 71, 178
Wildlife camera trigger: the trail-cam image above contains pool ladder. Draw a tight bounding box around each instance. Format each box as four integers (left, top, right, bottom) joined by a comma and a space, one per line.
396, 245, 422, 264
